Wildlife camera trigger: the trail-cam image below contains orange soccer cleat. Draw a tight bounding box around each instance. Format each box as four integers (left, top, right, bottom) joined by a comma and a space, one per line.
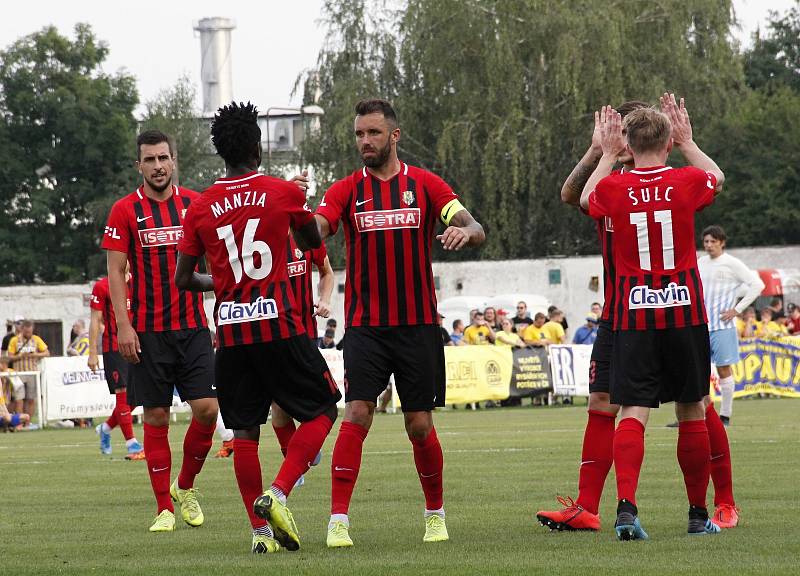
712, 504, 739, 528
215, 440, 234, 458
125, 450, 146, 461
536, 496, 601, 531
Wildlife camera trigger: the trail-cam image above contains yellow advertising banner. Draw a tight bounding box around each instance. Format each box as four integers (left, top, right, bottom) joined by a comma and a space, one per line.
441, 346, 514, 404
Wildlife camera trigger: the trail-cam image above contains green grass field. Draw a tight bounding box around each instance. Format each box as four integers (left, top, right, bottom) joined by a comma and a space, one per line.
3, 399, 798, 575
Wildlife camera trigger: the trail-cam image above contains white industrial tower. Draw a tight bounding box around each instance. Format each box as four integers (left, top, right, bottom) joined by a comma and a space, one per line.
193, 17, 236, 116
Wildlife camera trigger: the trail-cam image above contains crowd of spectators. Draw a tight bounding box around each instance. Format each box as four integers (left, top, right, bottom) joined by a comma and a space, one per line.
736, 298, 799, 339
1, 318, 49, 431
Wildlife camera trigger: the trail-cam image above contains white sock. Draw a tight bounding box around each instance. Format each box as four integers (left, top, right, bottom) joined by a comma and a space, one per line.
329, 514, 349, 527
270, 485, 287, 505
125, 438, 138, 448
719, 375, 735, 418
101, 422, 111, 434
216, 412, 234, 442
424, 508, 445, 518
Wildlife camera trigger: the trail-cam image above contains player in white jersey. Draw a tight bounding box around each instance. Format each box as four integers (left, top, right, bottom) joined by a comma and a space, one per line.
698, 225, 764, 425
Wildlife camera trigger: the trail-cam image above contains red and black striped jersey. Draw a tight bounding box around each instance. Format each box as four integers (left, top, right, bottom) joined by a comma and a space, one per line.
588, 165, 716, 330
178, 172, 313, 347
102, 185, 207, 333
89, 276, 131, 353
596, 216, 616, 323
286, 235, 327, 340
316, 162, 457, 328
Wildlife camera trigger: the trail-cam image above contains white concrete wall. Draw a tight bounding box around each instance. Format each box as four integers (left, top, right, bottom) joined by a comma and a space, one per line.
3, 244, 798, 349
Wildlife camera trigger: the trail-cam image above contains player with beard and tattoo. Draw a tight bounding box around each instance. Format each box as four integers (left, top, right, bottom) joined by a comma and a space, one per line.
316, 98, 485, 547
102, 130, 219, 533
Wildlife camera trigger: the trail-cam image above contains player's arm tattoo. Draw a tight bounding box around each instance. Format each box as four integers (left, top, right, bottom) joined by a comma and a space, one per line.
174, 253, 214, 292
448, 209, 486, 247
561, 150, 601, 206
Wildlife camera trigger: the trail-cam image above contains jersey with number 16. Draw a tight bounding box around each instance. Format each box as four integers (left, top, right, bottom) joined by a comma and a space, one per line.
178, 172, 313, 347
588, 165, 716, 331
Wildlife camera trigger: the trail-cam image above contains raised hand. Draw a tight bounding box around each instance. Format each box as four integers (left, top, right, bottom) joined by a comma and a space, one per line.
599, 105, 625, 158
660, 92, 693, 146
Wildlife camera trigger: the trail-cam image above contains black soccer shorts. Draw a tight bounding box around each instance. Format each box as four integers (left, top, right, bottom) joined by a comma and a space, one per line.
215, 335, 341, 430
610, 324, 711, 408
129, 328, 216, 408
102, 351, 130, 395
342, 325, 446, 412
588, 320, 613, 394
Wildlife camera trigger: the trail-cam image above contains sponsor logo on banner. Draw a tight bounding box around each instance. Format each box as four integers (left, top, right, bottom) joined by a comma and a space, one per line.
138, 226, 183, 247
629, 282, 690, 309
354, 208, 420, 232
287, 260, 307, 277
217, 297, 278, 325
62, 370, 106, 386
485, 360, 503, 387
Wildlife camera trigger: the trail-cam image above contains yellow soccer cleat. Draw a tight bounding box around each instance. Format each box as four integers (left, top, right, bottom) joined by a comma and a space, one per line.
326, 521, 354, 548
149, 509, 176, 532
253, 492, 300, 551
170, 481, 204, 527
252, 533, 282, 554
423, 514, 449, 543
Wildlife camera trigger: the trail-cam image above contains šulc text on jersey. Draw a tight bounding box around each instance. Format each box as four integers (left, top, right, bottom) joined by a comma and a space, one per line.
627, 186, 673, 206
210, 189, 267, 219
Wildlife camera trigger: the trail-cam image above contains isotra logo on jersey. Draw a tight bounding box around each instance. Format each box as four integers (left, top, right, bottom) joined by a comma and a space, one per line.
217, 297, 279, 325
138, 226, 184, 247
287, 260, 307, 277
629, 282, 691, 309
354, 208, 421, 232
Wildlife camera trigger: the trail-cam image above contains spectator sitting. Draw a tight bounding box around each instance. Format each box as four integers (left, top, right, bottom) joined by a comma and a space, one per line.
0, 389, 30, 432
549, 304, 568, 332
591, 302, 602, 318
0, 358, 25, 415
484, 307, 499, 332
495, 318, 526, 347
464, 311, 494, 345
67, 319, 90, 356
522, 313, 550, 347
438, 313, 453, 346
736, 307, 757, 339
573, 313, 599, 344
756, 308, 788, 337
450, 319, 466, 346
317, 328, 337, 349
769, 296, 786, 322
787, 303, 800, 335
543, 309, 567, 344
511, 301, 533, 333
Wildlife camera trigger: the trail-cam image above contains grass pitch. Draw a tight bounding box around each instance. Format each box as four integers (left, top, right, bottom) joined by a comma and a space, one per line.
3, 399, 798, 575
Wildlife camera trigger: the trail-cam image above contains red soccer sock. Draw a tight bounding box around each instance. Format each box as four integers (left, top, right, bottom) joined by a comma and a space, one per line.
272, 413, 334, 496
613, 417, 645, 506
576, 410, 616, 515
105, 406, 119, 430
143, 423, 173, 513
272, 421, 297, 458
678, 419, 711, 509
177, 418, 215, 490
116, 391, 135, 441
330, 421, 369, 515
705, 403, 735, 507
233, 439, 269, 530
411, 427, 444, 511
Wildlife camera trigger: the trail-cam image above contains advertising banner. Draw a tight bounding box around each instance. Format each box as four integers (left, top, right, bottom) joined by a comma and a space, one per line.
548, 344, 592, 397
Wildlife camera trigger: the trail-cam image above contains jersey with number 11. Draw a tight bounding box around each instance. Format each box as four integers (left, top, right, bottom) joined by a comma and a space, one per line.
178, 172, 313, 347
588, 165, 716, 331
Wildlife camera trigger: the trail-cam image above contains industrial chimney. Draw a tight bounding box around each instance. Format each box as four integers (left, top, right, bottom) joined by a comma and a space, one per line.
193, 17, 236, 116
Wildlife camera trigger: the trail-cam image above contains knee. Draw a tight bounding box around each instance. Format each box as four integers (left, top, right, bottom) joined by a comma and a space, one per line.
144, 407, 170, 427
405, 418, 433, 442
345, 402, 374, 430
192, 400, 219, 426
588, 392, 617, 413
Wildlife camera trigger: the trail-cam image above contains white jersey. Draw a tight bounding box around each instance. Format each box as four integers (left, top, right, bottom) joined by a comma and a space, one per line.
698, 252, 764, 332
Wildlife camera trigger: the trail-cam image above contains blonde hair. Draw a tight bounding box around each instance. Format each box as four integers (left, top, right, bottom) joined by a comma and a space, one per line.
623, 108, 671, 154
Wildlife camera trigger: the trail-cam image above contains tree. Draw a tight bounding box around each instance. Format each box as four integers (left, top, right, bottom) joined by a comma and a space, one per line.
744, 3, 800, 92
300, 0, 745, 264
139, 76, 223, 191
0, 23, 138, 283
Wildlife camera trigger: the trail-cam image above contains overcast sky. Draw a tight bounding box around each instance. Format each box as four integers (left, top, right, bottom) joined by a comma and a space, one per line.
0, 0, 796, 117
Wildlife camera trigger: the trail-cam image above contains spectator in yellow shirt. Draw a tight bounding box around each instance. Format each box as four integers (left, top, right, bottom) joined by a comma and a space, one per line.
495, 318, 526, 347
736, 307, 757, 339
523, 313, 550, 347
67, 319, 91, 356
756, 308, 788, 338
464, 311, 495, 345
543, 309, 567, 344
6, 320, 49, 418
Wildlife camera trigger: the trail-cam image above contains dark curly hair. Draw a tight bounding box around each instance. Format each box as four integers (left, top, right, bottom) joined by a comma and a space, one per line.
211, 101, 261, 167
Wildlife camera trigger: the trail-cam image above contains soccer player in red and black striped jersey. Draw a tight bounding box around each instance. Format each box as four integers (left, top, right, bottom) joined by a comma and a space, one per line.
102, 130, 219, 533
175, 102, 340, 554
267, 233, 334, 473
315, 98, 485, 547
580, 102, 725, 539
88, 272, 144, 460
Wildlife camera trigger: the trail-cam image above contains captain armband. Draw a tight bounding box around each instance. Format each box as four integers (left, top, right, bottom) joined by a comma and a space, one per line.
440, 199, 466, 226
